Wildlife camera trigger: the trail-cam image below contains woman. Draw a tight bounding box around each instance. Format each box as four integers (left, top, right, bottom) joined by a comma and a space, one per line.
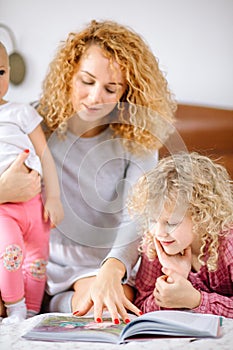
0, 20, 176, 324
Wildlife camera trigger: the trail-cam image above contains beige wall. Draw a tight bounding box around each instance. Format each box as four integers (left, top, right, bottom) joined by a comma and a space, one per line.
0, 0, 233, 109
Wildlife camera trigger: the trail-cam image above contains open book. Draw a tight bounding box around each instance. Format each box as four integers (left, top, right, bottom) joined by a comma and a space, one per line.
22, 310, 222, 344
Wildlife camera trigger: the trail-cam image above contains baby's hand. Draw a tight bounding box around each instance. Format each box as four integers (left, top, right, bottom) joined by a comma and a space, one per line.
154, 238, 191, 279
43, 197, 64, 228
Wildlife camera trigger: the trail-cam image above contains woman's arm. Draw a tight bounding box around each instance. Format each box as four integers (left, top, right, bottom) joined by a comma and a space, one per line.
104, 151, 159, 281
0, 151, 41, 203
73, 153, 158, 322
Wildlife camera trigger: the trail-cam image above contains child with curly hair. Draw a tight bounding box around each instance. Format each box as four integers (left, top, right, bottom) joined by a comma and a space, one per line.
128, 152, 233, 318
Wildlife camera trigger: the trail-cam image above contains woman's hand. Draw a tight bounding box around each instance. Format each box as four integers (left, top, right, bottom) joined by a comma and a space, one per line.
153, 269, 201, 309
154, 238, 192, 279
0, 151, 41, 203
72, 258, 142, 323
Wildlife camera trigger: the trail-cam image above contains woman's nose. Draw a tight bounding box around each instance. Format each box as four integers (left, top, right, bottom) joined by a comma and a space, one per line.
88, 85, 102, 104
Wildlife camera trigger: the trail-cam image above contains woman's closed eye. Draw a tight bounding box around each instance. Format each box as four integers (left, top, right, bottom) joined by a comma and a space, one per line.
105, 86, 117, 94
82, 79, 94, 85
82, 79, 117, 94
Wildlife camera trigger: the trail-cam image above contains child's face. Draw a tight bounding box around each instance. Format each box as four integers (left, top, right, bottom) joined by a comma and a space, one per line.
0, 45, 9, 103
150, 209, 194, 256
70, 44, 126, 123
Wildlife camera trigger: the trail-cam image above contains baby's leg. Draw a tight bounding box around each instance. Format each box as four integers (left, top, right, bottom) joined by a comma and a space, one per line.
2, 299, 27, 324
22, 195, 50, 315
0, 213, 26, 323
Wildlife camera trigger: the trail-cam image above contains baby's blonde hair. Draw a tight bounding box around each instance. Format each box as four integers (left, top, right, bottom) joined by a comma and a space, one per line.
127, 152, 233, 271
38, 19, 176, 154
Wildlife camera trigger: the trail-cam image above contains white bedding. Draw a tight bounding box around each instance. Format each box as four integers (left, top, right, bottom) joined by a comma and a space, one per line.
0, 313, 232, 350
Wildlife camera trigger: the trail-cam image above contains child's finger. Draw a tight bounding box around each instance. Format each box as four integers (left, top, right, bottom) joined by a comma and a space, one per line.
183, 246, 192, 259
161, 266, 169, 275
153, 238, 164, 261
161, 267, 173, 283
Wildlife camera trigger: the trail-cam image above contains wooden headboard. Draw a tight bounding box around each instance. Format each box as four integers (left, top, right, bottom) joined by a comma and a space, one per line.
159, 104, 233, 179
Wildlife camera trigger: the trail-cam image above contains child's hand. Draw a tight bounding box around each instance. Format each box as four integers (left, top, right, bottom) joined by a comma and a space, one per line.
43, 197, 64, 228
153, 270, 201, 309
154, 238, 192, 279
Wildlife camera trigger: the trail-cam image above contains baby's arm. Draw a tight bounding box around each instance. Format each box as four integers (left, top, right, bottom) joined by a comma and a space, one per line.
29, 124, 64, 227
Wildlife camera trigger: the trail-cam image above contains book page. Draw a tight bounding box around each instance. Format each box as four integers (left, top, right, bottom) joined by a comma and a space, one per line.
120, 311, 221, 340
22, 313, 126, 343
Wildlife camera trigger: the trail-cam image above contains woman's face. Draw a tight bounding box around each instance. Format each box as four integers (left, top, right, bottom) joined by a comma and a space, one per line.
71, 45, 126, 123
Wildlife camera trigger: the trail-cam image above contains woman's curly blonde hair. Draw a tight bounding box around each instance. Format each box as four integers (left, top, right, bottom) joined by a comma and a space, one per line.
37, 19, 177, 154
127, 152, 233, 271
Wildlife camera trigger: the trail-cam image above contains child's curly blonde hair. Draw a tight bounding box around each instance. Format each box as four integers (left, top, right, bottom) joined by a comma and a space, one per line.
37, 19, 176, 154
127, 152, 233, 271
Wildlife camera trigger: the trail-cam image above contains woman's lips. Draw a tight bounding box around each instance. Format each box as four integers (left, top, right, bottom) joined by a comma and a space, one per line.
83, 103, 101, 112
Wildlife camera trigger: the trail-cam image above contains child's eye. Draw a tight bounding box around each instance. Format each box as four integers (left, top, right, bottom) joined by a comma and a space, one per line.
0, 69, 6, 76
166, 222, 178, 233
168, 223, 178, 227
